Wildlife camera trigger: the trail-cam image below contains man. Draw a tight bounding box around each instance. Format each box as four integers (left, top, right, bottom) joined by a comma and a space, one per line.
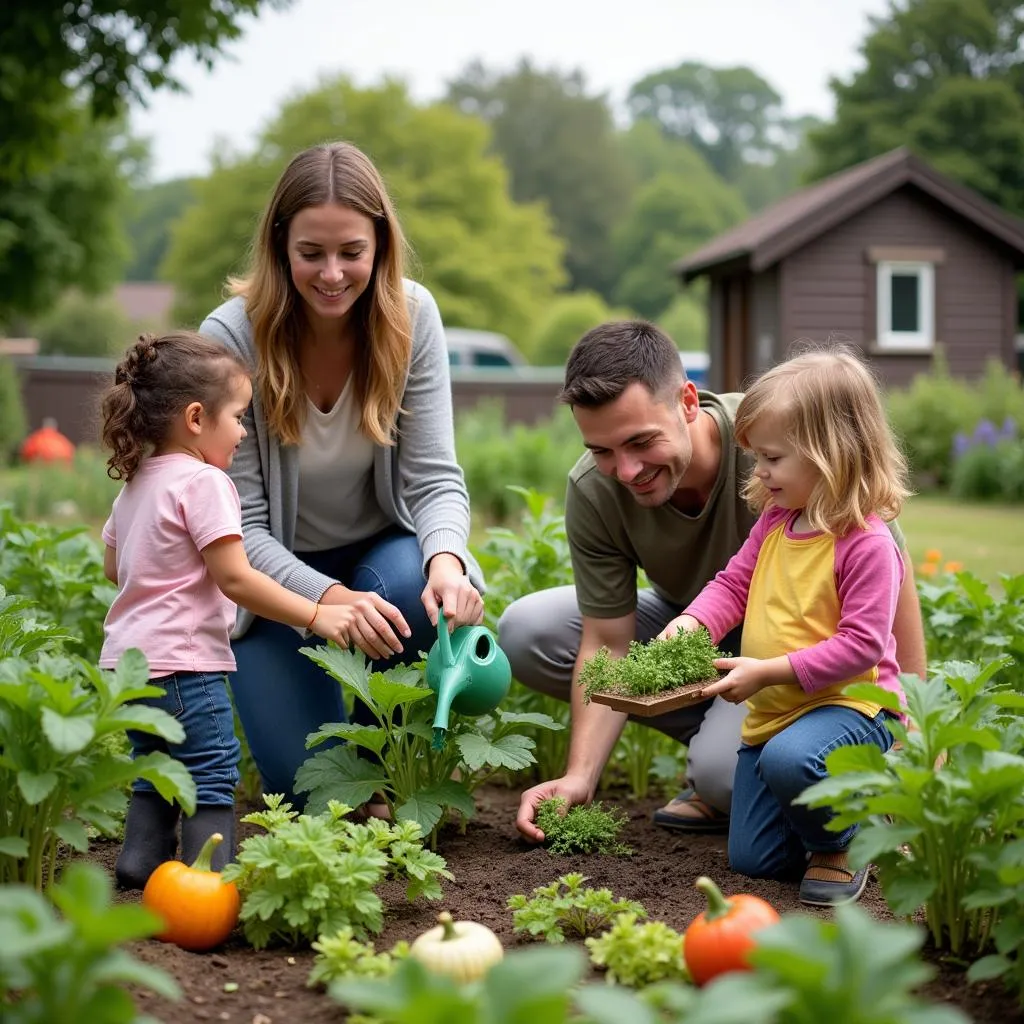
499, 321, 926, 843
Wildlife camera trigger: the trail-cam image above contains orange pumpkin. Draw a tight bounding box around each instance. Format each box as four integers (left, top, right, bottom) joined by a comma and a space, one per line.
142, 832, 240, 952
20, 423, 75, 464
683, 875, 780, 986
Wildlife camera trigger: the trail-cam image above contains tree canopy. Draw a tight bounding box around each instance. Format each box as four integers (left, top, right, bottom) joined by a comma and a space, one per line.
809, 0, 1024, 216
162, 78, 566, 341
446, 60, 632, 300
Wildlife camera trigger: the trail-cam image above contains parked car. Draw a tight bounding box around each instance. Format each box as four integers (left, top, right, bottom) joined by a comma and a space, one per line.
444, 328, 526, 369
680, 351, 709, 387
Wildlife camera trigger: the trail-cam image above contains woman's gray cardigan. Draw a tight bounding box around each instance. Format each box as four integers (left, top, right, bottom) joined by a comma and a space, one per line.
199, 280, 483, 638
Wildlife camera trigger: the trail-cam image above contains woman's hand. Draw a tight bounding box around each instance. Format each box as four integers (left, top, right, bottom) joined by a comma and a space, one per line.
656, 613, 702, 642
422, 553, 484, 630
318, 584, 412, 661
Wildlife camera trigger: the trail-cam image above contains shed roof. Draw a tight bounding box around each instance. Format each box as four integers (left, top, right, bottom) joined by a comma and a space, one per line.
675, 146, 1024, 281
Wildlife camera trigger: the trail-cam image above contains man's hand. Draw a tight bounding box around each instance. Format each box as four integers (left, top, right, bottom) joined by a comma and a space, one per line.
515, 774, 592, 843
656, 613, 702, 642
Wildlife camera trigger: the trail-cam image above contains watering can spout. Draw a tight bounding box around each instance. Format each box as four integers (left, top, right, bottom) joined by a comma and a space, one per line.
425, 613, 512, 751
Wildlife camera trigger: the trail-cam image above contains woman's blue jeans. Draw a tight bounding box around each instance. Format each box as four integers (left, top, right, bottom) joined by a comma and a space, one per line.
129, 670, 241, 806
728, 706, 894, 880
229, 527, 434, 806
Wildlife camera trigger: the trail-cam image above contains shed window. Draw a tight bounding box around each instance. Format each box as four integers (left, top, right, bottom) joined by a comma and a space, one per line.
876, 261, 934, 351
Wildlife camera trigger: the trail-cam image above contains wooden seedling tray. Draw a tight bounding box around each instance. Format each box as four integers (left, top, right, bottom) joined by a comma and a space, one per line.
588, 680, 715, 717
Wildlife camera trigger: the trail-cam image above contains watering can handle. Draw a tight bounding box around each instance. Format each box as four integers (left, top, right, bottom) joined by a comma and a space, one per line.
436, 610, 454, 667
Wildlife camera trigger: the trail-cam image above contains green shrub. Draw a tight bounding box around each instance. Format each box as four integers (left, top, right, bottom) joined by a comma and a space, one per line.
3, 446, 120, 524
0, 355, 27, 463
31, 290, 132, 357
527, 291, 632, 367
657, 290, 707, 352
456, 402, 580, 522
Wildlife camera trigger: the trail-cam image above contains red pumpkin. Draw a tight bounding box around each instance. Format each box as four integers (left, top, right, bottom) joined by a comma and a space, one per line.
142, 832, 240, 952
20, 422, 75, 464
683, 875, 780, 986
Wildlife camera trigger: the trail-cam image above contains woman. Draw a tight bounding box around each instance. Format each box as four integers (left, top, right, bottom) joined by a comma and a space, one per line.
200, 141, 484, 806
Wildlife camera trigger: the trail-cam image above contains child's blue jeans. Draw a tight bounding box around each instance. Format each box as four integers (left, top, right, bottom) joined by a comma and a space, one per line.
128, 670, 241, 806
228, 527, 436, 806
728, 705, 894, 880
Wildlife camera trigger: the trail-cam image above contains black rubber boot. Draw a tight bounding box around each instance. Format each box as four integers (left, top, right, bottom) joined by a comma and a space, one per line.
115, 791, 181, 891
181, 804, 236, 871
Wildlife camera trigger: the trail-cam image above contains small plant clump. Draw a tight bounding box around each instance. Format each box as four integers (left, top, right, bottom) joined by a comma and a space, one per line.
308, 927, 409, 987
579, 628, 723, 701
585, 911, 690, 987
508, 872, 647, 943
535, 797, 633, 856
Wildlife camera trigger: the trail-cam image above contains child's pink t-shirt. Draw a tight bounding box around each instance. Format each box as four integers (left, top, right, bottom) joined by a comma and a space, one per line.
100, 454, 242, 675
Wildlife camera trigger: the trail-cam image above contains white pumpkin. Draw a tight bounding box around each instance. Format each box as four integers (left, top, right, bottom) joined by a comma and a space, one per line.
410, 911, 504, 983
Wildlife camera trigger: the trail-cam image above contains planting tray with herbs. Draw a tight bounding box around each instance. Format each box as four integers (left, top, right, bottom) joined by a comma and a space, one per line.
579, 628, 723, 716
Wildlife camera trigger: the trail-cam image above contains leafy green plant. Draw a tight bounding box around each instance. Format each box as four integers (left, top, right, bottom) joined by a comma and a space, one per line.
0, 506, 116, 662
580, 628, 723, 700
507, 872, 647, 943
295, 645, 561, 841
583, 905, 968, 1024
221, 794, 453, 949
0, 861, 180, 1024
535, 796, 633, 856
917, 570, 1024, 688
330, 944, 588, 1023
309, 927, 409, 987
473, 486, 574, 784
0, 355, 27, 463
2, 449, 122, 526
585, 910, 689, 988
796, 661, 1024, 958
0, 635, 196, 888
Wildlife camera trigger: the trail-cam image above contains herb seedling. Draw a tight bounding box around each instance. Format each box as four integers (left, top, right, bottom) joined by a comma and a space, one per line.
580, 628, 723, 701
221, 794, 453, 949
308, 927, 409, 987
536, 797, 633, 856
508, 872, 647, 943
585, 911, 689, 988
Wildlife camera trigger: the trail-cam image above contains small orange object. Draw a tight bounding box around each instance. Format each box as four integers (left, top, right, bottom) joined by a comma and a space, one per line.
943, 561, 964, 574
683, 875, 780, 986
923, 548, 942, 563
20, 419, 75, 463
142, 832, 240, 952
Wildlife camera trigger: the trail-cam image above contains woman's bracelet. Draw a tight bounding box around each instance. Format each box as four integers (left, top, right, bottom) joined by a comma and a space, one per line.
305, 602, 319, 631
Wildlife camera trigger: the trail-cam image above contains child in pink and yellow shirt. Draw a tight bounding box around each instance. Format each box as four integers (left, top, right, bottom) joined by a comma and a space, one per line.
660, 345, 910, 907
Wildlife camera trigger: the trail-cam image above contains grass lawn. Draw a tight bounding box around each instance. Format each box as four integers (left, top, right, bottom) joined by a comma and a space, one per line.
900, 493, 1024, 584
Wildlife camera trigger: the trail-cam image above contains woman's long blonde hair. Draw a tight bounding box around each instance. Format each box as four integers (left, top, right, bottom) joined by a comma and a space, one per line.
230, 142, 412, 446
735, 344, 911, 535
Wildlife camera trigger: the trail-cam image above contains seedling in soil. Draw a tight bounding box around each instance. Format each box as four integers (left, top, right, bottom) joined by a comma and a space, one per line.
535, 797, 633, 856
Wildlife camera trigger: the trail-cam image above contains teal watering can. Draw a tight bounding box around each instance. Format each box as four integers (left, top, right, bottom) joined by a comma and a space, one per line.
425, 613, 511, 750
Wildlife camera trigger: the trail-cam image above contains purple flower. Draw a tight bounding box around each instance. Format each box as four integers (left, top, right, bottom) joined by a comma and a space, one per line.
952, 431, 971, 457
973, 419, 998, 446
999, 416, 1017, 441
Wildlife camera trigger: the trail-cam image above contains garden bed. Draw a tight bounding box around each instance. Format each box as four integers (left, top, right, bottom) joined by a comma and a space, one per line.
80, 784, 1022, 1024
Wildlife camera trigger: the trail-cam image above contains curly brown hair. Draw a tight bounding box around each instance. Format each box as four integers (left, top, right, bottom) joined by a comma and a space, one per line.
101, 331, 249, 481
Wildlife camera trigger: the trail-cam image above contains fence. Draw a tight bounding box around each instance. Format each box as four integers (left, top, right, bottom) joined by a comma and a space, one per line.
14, 357, 567, 446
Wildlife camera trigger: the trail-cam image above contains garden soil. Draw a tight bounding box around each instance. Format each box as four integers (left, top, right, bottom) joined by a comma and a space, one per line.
80, 785, 1023, 1024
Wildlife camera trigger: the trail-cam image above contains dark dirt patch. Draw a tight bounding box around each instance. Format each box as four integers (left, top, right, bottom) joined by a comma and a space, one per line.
81, 785, 1022, 1024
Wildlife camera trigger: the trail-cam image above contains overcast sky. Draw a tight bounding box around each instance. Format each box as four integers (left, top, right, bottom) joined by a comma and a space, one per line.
130, 0, 893, 182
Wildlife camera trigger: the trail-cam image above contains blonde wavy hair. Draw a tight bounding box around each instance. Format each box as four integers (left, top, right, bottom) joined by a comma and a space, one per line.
229, 142, 412, 446
735, 344, 911, 535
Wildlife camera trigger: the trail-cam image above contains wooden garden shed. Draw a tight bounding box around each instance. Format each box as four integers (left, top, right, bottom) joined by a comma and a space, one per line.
674, 146, 1024, 393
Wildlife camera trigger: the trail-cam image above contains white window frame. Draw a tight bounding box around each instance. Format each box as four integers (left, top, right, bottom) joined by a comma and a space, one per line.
876, 260, 935, 351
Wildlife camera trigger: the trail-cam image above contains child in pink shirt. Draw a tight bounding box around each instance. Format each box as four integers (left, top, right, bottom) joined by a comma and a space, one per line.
100, 331, 356, 890
660, 345, 911, 906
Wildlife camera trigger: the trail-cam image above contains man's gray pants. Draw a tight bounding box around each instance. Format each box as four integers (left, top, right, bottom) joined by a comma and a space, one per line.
497, 585, 747, 814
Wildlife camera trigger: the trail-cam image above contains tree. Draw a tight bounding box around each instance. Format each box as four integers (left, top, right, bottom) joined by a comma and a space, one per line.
446, 60, 633, 298
124, 179, 198, 281
809, 0, 1024, 217
163, 78, 566, 341
626, 62, 795, 183
1, 0, 292, 175
658, 291, 708, 352
0, 113, 135, 322
528, 292, 635, 367
611, 171, 746, 320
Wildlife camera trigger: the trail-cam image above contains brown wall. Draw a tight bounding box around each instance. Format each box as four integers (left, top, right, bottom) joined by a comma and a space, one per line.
14, 361, 566, 446
779, 186, 1017, 387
